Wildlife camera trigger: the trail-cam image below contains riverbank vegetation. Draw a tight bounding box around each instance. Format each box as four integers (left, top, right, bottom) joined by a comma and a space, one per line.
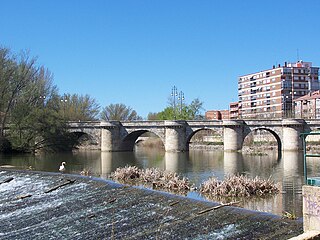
0, 47, 100, 153
111, 166, 280, 198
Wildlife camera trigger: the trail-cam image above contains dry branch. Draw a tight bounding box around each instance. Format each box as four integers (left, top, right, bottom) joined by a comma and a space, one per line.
0, 177, 14, 185
169, 201, 180, 206
197, 201, 240, 215
44, 179, 75, 193
17, 194, 32, 200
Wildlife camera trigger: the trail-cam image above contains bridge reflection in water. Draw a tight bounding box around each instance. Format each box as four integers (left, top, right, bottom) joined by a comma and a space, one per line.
0, 148, 315, 218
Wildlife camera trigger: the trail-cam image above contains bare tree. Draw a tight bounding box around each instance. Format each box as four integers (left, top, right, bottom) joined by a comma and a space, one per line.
100, 103, 142, 121
58, 93, 100, 121
0, 48, 41, 136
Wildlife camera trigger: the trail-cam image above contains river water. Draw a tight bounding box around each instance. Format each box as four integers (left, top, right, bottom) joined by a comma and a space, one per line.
1, 147, 319, 218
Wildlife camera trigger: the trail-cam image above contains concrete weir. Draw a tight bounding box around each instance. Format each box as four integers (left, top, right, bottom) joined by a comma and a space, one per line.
0, 170, 304, 239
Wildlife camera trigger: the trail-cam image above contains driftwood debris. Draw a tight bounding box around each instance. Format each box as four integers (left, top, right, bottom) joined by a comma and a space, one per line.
197, 201, 240, 215
0, 177, 14, 185
107, 198, 117, 204
44, 179, 75, 193
169, 201, 180, 206
88, 214, 96, 219
17, 194, 32, 200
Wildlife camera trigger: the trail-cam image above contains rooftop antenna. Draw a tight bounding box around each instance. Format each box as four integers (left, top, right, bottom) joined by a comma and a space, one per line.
297, 48, 300, 61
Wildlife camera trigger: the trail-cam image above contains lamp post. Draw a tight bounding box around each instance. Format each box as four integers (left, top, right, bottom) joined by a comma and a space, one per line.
178, 91, 184, 115
39, 95, 46, 109
290, 91, 296, 118
60, 96, 68, 120
283, 95, 289, 118
39, 95, 46, 112
171, 86, 178, 120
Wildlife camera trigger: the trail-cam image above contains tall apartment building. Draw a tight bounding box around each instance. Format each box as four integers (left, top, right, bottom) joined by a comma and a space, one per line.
238, 61, 319, 119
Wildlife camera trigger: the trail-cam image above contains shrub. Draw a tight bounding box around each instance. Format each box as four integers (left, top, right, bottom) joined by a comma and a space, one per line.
111, 166, 192, 192
199, 174, 279, 197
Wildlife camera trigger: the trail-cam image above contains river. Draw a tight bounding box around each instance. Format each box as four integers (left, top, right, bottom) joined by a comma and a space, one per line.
1, 147, 318, 218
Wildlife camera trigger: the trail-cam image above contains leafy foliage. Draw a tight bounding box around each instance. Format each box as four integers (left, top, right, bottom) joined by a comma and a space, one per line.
148, 97, 205, 120
0, 47, 96, 152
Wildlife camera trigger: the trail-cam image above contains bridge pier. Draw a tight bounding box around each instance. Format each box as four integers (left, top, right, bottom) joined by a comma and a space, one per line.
282, 119, 304, 151
223, 120, 244, 151
100, 121, 121, 152
165, 121, 187, 152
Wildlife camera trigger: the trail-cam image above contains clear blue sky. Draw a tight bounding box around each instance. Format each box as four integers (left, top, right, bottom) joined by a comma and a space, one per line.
1, 0, 320, 118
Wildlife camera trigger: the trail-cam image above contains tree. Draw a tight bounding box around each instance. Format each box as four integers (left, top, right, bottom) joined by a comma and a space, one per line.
101, 103, 142, 121
188, 98, 205, 120
156, 107, 175, 120
0, 48, 36, 136
147, 112, 159, 120
58, 93, 100, 121
151, 98, 204, 120
0, 47, 78, 152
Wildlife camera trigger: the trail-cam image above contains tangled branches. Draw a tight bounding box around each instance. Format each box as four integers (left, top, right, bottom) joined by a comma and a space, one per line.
199, 175, 279, 197
111, 166, 192, 193
111, 167, 280, 198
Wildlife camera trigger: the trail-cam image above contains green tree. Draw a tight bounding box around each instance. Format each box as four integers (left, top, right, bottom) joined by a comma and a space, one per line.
156, 107, 175, 120
101, 103, 142, 121
0, 47, 78, 152
151, 98, 204, 120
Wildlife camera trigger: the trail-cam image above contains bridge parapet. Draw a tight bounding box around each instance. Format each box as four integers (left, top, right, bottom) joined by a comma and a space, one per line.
282, 119, 305, 126
68, 121, 101, 128
121, 121, 166, 127
222, 120, 244, 126
244, 119, 283, 126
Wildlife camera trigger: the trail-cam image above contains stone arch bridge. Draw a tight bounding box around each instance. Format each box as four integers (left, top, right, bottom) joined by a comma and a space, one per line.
67, 119, 320, 152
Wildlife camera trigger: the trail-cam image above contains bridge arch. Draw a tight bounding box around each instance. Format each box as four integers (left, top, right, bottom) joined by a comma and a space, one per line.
243, 127, 282, 152
0, 137, 12, 153
119, 130, 165, 151
69, 131, 100, 150
186, 128, 223, 150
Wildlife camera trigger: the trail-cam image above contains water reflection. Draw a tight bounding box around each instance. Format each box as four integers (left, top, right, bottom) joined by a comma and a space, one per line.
1, 148, 318, 218
223, 151, 243, 175
281, 151, 304, 217
165, 152, 189, 173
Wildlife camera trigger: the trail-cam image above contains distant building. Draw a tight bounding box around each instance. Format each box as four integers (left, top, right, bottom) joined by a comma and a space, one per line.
294, 90, 320, 119
229, 102, 239, 119
238, 61, 319, 119
205, 110, 229, 120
